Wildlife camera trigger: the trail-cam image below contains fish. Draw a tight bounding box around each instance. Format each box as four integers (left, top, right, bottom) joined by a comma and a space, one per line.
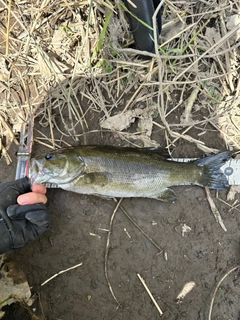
29, 146, 231, 202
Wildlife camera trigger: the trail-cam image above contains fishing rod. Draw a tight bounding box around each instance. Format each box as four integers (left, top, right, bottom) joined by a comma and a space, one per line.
123, 0, 164, 58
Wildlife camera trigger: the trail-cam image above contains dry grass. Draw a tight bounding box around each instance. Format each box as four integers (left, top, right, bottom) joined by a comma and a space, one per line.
1, 1, 240, 316
0, 0, 239, 158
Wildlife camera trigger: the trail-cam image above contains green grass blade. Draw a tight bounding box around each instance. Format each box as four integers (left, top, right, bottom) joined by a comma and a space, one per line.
120, 2, 153, 31
91, 10, 113, 63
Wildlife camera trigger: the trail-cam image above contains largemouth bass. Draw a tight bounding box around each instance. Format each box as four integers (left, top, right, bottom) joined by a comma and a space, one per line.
29, 146, 231, 202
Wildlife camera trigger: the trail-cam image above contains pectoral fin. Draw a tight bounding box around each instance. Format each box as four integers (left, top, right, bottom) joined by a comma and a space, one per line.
154, 188, 177, 202
82, 172, 108, 186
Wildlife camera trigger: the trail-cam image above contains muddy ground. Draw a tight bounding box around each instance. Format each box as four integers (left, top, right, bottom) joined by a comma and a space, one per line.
1, 124, 240, 320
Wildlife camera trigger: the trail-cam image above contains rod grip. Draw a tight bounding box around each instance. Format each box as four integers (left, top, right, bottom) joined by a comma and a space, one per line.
123, 0, 163, 58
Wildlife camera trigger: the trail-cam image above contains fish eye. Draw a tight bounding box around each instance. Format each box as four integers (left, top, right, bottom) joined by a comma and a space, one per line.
45, 154, 54, 160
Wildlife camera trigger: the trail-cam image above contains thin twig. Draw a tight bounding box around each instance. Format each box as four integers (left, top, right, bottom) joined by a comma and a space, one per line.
37, 292, 47, 320
180, 87, 199, 124
118, 203, 163, 253
6, 0, 12, 56
41, 263, 83, 286
205, 187, 227, 232
137, 273, 163, 316
208, 266, 240, 320
104, 198, 123, 306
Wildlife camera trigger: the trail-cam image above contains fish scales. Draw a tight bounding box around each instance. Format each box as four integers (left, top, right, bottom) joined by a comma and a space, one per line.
63, 147, 199, 198
77, 152, 171, 198
29, 146, 231, 201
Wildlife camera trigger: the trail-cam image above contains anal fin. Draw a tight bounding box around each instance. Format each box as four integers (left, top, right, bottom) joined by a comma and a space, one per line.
154, 188, 177, 202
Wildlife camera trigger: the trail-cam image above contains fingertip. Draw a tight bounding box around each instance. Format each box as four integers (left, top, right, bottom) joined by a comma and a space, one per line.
17, 194, 30, 205
17, 193, 48, 205
32, 184, 47, 194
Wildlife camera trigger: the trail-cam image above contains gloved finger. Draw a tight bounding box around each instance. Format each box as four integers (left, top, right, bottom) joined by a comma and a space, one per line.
17, 192, 47, 205
0, 177, 30, 194
26, 210, 51, 229
32, 184, 47, 194
0, 177, 31, 209
12, 177, 31, 193
7, 203, 47, 219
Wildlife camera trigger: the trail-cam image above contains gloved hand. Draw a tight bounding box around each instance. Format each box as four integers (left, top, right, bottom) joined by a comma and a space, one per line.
0, 177, 51, 254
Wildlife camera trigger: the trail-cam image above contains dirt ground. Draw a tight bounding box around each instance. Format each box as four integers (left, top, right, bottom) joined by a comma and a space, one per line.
1, 126, 240, 320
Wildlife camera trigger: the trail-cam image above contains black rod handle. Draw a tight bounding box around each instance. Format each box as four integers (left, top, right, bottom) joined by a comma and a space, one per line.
123, 0, 163, 57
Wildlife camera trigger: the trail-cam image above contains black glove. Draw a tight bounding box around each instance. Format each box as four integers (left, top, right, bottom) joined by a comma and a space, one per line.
0, 177, 51, 254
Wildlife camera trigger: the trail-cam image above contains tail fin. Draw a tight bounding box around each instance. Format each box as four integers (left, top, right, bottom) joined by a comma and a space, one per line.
196, 151, 231, 190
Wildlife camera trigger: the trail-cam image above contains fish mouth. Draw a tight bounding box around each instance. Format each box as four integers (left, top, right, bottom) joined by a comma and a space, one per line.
29, 158, 46, 185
